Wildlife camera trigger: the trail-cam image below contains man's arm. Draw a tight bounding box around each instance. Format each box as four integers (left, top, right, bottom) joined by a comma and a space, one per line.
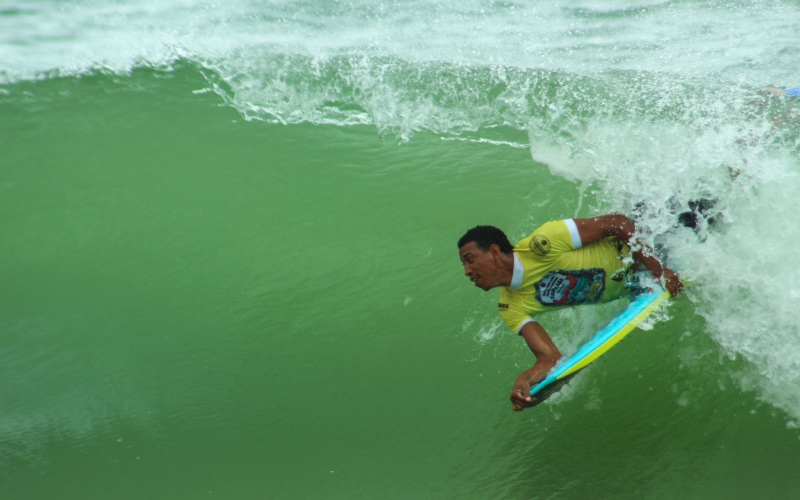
573, 214, 682, 296
509, 321, 562, 411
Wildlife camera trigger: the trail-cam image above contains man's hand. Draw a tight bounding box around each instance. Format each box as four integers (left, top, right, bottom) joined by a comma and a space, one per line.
510, 374, 535, 411
662, 267, 683, 297
513, 323, 562, 411
509, 359, 558, 411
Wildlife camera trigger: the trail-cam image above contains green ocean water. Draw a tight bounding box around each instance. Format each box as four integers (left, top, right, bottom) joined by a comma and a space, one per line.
4, 1, 800, 498
3, 63, 800, 500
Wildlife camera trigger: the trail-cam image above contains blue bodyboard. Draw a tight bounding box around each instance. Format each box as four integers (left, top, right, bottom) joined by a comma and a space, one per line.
528, 287, 670, 406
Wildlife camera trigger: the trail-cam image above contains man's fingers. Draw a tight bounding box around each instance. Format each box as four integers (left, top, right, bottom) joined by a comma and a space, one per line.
510, 389, 529, 401
510, 389, 533, 411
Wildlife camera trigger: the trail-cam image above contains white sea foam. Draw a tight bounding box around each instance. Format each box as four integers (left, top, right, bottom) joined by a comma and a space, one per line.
2, 0, 799, 84
528, 92, 800, 419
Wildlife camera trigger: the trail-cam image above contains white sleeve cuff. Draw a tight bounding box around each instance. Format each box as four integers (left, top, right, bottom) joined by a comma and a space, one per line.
565, 218, 582, 249
516, 317, 538, 335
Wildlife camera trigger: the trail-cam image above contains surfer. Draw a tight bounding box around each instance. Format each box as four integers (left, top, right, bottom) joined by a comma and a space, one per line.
457, 215, 682, 411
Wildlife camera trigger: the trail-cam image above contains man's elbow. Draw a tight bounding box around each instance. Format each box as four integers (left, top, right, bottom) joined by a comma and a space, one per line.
536, 347, 562, 363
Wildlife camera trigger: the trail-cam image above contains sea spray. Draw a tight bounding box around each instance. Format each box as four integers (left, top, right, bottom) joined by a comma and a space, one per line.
528, 88, 800, 420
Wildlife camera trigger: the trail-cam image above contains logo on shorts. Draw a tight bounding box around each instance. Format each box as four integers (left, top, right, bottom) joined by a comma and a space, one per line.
530, 234, 551, 256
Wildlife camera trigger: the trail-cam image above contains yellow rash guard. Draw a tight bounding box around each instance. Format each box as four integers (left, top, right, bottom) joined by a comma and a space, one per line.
498, 219, 633, 334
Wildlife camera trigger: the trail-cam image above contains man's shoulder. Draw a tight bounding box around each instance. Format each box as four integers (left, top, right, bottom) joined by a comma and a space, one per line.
527, 219, 570, 237
497, 287, 531, 322
498, 284, 543, 332
514, 219, 575, 259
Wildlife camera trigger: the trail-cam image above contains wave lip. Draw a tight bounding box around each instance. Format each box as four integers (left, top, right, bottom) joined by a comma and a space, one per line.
3, 0, 800, 85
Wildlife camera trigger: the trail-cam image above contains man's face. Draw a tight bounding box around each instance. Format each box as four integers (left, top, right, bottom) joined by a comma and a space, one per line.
459, 241, 501, 291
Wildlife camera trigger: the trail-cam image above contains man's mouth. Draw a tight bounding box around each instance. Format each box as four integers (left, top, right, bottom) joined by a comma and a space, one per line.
471, 275, 480, 285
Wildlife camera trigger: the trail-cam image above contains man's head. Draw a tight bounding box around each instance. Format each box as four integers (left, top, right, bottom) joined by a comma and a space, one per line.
457, 226, 514, 291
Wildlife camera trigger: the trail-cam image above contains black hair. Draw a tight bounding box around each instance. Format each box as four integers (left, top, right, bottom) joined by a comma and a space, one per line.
457, 225, 514, 254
